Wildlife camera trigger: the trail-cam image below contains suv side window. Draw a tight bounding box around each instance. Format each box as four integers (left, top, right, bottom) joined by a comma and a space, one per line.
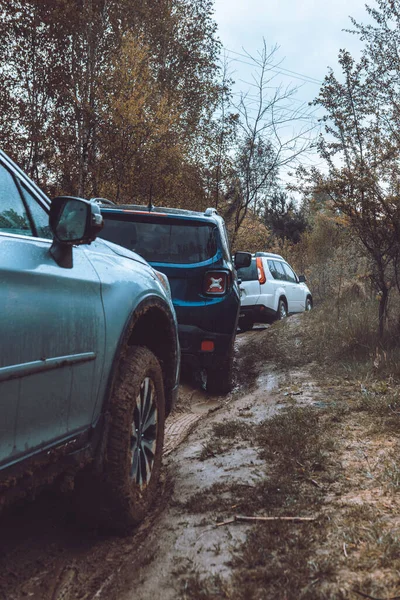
0, 164, 33, 236
21, 184, 52, 239
282, 262, 297, 283
269, 260, 286, 281
268, 259, 279, 279
220, 223, 232, 261
275, 261, 288, 281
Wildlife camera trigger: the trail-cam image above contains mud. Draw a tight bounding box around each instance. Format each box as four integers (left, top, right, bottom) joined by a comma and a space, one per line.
0, 321, 332, 600
0, 327, 270, 600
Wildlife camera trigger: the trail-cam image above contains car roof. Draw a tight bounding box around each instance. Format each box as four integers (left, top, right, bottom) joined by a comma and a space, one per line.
99, 203, 222, 225
254, 252, 284, 260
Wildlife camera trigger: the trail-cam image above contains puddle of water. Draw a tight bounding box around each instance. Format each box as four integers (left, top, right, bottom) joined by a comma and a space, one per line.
313, 401, 329, 409
256, 371, 281, 392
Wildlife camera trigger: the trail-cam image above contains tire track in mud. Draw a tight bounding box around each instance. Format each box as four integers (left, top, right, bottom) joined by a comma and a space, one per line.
0, 397, 223, 600
0, 329, 266, 600
164, 414, 202, 456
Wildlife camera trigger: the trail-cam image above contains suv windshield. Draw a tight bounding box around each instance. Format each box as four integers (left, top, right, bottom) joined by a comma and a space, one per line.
101, 216, 218, 264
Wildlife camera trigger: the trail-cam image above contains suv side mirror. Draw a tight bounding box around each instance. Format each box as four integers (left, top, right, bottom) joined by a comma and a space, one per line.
49, 196, 103, 268
298, 274, 306, 283
234, 251, 251, 269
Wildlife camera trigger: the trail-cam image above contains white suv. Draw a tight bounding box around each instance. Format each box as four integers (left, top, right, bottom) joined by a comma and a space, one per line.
237, 252, 312, 331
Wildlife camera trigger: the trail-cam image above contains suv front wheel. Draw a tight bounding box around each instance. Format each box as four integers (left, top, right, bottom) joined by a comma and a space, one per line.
76, 345, 165, 532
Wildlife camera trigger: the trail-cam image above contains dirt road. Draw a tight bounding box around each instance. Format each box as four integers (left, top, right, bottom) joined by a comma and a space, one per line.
0, 326, 273, 600
3, 317, 400, 600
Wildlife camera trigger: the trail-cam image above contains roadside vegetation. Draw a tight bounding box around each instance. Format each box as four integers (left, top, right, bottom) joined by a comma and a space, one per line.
175, 296, 400, 598
4, 1, 400, 596
3, 2, 400, 343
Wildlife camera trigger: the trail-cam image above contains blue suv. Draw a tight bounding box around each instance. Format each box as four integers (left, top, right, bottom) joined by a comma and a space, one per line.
0, 150, 180, 531
98, 205, 251, 394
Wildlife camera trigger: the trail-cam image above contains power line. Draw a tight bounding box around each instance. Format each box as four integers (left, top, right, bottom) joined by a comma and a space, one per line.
228, 91, 322, 124
229, 89, 319, 109
222, 46, 322, 84
230, 90, 314, 106
221, 46, 323, 87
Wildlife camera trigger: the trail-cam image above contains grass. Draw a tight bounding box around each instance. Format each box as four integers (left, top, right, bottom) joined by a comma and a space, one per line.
257, 406, 330, 471
228, 520, 341, 600
339, 502, 400, 571
249, 295, 400, 384
213, 421, 252, 439
198, 420, 253, 461
180, 404, 342, 599
179, 570, 229, 599
179, 301, 400, 599
380, 450, 400, 491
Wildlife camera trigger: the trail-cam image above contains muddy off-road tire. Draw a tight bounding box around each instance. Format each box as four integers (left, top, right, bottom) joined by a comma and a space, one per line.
277, 298, 288, 320
76, 345, 165, 533
238, 316, 254, 332
305, 296, 313, 311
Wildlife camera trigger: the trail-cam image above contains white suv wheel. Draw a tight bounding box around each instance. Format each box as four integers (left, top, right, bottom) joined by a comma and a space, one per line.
278, 299, 287, 320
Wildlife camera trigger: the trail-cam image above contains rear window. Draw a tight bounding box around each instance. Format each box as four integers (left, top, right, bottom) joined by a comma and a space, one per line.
237, 259, 257, 281
101, 216, 218, 264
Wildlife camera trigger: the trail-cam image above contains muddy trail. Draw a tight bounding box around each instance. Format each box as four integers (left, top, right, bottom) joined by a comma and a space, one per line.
0, 325, 273, 600
3, 315, 400, 600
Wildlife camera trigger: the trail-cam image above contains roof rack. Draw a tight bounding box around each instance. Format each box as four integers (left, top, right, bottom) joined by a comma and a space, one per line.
91, 197, 115, 206
204, 207, 218, 216
255, 251, 283, 259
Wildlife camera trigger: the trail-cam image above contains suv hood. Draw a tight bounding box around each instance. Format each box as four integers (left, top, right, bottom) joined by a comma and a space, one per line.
94, 237, 150, 267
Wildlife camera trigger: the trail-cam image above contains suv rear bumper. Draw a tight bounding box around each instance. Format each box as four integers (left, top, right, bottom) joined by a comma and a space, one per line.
178, 324, 233, 368
239, 304, 276, 323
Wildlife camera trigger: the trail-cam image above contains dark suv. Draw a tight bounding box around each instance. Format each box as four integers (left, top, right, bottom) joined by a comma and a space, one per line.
98, 205, 250, 394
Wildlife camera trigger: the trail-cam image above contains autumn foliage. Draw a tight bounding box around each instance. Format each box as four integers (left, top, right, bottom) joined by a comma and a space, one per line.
0, 0, 220, 206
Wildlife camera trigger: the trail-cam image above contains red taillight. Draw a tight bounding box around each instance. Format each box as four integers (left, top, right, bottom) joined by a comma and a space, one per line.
204, 271, 228, 295
256, 257, 266, 284
201, 340, 214, 352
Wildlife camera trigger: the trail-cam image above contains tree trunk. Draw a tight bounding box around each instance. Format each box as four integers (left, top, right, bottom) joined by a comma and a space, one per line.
378, 286, 388, 339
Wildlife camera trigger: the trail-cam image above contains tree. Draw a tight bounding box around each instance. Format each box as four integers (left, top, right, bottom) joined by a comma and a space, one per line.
0, 0, 221, 205
263, 190, 308, 245
0, 1, 59, 181
300, 44, 400, 337
225, 40, 316, 242
202, 55, 238, 210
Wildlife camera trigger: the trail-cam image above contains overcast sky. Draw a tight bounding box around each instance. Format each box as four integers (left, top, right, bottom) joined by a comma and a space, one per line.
214, 0, 370, 98
213, 0, 373, 176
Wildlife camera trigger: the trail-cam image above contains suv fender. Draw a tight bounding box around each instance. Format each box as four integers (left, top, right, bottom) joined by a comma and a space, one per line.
273, 287, 287, 312
88, 294, 179, 477
99, 295, 179, 422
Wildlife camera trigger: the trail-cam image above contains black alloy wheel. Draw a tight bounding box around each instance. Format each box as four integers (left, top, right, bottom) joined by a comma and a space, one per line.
131, 376, 158, 488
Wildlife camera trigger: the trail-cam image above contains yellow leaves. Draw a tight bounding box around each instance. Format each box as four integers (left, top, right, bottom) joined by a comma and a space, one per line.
105, 34, 181, 138
228, 210, 270, 253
